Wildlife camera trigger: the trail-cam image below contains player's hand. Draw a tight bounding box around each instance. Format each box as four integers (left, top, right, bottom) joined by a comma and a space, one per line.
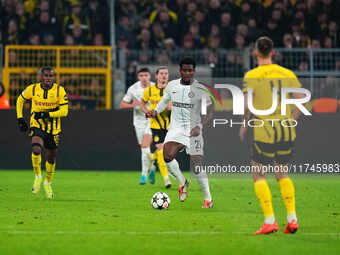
17, 118, 28, 132
145, 111, 152, 118
34, 112, 50, 120
150, 110, 157, 118
190, 126, 200, 137
132, 100, 140, 107
239, 126, 248, 142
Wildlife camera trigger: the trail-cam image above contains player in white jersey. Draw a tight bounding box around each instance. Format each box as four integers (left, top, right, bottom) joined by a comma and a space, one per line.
120, 68, 154, 185
149, 57, 214, 208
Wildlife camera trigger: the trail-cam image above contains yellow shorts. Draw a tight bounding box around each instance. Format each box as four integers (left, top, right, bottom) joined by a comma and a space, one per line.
252, 119, 296, 164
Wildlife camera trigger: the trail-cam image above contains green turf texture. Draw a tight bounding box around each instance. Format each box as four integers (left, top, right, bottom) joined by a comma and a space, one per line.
0, 170, 339, 255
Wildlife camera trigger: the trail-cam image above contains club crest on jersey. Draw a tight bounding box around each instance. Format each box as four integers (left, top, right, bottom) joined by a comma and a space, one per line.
188, 91, 195, 98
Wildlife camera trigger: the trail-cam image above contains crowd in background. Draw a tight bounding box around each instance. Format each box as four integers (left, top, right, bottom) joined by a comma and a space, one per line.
115, 0, 340, 81
0, 0, 109, 46
116, 0, 339, 51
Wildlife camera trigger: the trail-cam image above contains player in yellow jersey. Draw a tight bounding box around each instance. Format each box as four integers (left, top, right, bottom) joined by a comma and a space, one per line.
240, 37, 305, 234
141, 67, 172, 188
16, 67, 69, 199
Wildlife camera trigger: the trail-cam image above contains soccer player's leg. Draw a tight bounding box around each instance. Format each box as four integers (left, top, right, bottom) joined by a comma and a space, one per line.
30, 128, 44, 194
43, 133, 59, 199
135, 126, 151, 184
163, 141, 188, 201
191, 155, 213, 208
275, 134, 299, 234
140, 133, 152, 185
152, 129, 171, 188
252, 142, 278, 235
189, 135, 212, 208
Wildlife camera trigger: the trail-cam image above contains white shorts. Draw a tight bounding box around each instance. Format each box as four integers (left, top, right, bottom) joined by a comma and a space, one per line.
164, 128, 204, 156
134, 123, 152, 145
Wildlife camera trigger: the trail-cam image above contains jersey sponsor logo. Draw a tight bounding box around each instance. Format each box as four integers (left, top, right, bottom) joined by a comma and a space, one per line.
172, 101, 194, 108
34, 100, 58, 107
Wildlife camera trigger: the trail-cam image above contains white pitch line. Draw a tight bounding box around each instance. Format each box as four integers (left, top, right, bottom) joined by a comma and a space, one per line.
1, 230, 340, 236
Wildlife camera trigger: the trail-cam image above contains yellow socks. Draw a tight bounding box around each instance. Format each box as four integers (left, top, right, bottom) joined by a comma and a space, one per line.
45, 161, 56, 183
32, 153, 42, 177
254, 179, 275, 224
156, 149, 168, 178
279, 177, 297, 222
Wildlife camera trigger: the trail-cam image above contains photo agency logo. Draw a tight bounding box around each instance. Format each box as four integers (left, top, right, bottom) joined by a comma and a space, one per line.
201, 84, 312, 128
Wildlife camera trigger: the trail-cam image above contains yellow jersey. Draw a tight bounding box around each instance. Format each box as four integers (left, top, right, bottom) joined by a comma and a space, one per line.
142, 84, 171, 130
243, 64, 302, 120
16, 83, 68, 135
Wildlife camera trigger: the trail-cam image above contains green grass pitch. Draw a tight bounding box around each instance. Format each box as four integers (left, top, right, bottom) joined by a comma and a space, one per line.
0, 170, 339, 255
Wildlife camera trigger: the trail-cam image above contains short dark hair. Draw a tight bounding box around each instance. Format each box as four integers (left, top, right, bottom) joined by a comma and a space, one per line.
156, 66, 168, 74
179, 57, 196, 68
41, 66, 54, 73
137, 67, 151, 74
255, 37, 274, 58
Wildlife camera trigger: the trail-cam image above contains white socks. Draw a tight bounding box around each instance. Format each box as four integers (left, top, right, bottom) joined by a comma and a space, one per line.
141, 147, 150, 176
264, 217, 275, 225
194, 171, 212, 201
287, 213, 297, 223
166, 159, 185, 186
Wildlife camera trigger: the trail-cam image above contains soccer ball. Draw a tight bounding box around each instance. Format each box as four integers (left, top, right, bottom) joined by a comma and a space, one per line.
151, 192, 170, 210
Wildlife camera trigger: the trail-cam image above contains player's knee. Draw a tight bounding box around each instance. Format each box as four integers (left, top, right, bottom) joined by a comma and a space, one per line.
163, 152, 174, 163
32, 143, 42, 155
47, 158, 55, 164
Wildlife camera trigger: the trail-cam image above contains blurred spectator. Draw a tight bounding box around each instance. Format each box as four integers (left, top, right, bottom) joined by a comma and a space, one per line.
72, 23, 89, 45
328, 21, 339, 47
63, 1, 91, 38
264, 19, 281, 47
29, 11, 58, 44
84, 0, 109, 40
151, 23, 166, 48
149, 1, 177, 25
189, 22, 205, 49
158, 11, 177, 39
246, 19, 261, 45
220, 12, 235, 48
5, 19, 21, 45
208, 0, 222, 25
194, 10, 210, 37
136, 29, 154, 50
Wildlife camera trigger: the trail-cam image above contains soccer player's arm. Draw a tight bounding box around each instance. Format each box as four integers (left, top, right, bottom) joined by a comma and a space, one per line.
49, 86, 68, 118
154, 85, 171, 114
242, 72, 254, 123
16, 85, 33, 119
201, 93, 214, 125
240, 72, 254, 141
140, 87, 150, 114
120, 87, 138, 109
289, 72, 304, 120
16, 85, 33, 132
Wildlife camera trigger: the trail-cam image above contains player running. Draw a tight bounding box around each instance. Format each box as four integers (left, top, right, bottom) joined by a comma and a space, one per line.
120, 68, 154, 185
16, 67, 69, 199
140, 66, 172, 188
240, 37, 304, 234
149, 57, 214, 208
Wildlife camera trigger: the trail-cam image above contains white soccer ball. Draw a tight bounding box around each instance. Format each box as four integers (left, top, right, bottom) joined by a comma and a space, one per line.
151, 192, 170, 210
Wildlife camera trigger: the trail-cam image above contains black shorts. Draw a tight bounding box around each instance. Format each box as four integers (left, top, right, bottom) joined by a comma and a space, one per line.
151, 128, 167, 145
30, 127, 61, 150
251, 141, 295, 165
